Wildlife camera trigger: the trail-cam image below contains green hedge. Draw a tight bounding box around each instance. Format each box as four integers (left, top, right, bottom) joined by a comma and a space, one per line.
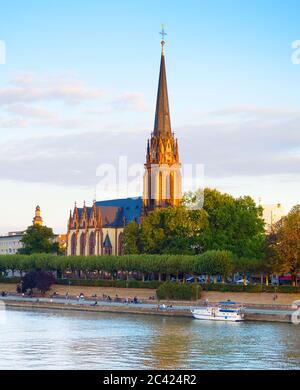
56, 278, 162, 289
264, 285, 300, 293
0, 277, 21, 284
201, 283, 300, 293
157, 282, 201, 301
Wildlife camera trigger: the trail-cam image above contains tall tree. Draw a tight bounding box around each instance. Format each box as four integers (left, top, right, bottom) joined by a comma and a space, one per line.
269, 205, 300, 286
140, 206, 208, 254
18, 225, 59, 255
200, 189, 265, 258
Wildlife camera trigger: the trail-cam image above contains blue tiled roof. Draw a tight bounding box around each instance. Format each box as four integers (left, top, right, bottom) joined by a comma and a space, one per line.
96, 197, 142, 226
86, 207, 92, 219
77, 208, 83, 219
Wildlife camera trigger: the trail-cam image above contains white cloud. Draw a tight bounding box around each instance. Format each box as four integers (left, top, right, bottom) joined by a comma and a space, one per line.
5, 104, 57, 119
0, 73, 150, 132
0, 105, 299, 188
111, 92, 149, 112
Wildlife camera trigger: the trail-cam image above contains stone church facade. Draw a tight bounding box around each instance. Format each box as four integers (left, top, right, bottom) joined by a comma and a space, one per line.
66, 37, 182, 256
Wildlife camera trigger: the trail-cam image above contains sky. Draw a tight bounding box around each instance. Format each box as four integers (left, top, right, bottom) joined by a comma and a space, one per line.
0, 0, 300, 234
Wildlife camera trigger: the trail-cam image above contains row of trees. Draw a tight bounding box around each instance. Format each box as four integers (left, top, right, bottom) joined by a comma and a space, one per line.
123, 189, 300, 286
0, 250, 265, 281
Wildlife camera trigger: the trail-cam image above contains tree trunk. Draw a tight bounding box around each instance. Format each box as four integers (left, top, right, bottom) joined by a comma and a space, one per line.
158, 273, 162, 282
265, 274, 269, 286
222, 275, 225, 284
142, 273, 145, 282
243, 273, 247, 287
213, 276, 216, 284
260, 273, 263, 285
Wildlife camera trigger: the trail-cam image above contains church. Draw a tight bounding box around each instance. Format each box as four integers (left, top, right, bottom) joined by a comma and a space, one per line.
66, 35, 182, 256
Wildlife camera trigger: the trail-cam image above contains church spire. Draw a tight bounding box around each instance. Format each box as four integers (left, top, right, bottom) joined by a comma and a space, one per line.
143, 28, 182, 213
153, 26, 171, 138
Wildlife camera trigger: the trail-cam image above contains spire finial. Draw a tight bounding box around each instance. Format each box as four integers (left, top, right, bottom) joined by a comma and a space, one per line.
159, 25, 167, 54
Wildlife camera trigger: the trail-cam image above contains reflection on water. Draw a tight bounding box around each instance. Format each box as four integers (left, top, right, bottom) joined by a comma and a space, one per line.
0, 308, 299, 370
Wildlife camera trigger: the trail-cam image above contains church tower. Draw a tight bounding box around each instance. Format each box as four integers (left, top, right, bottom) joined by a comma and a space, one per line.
143, 30, 182, 212
33, 205, 43, 226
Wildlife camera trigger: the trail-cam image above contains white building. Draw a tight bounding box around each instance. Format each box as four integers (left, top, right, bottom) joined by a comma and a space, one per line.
0, 231, 24, 255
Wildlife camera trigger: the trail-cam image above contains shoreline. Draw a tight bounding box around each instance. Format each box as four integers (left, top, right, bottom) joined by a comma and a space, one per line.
1, 297, 295, 323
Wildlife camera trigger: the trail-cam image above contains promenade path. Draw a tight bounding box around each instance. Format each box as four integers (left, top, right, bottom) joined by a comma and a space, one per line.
0, 294, 295, 318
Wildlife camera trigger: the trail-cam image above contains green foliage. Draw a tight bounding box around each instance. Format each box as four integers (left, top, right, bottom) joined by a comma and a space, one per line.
0, 277, 21, 284
195, 250, 234, 276
267, 205, 300, 285
0, 251, 259, 276
202, 283, 245, 292
123, 188, 266, 258
124, 206, 208, 255
201, 283, 300, 293
156, 281, 201, 301
18, 225, 59, 255
201, 189, 265, 258
123, 221, 141, 254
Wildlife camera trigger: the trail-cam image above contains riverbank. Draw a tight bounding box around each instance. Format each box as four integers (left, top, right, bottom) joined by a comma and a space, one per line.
1, 295, 296, 323
1, 282, 300, 306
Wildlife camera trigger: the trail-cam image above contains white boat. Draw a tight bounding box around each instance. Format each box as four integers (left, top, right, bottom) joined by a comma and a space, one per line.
191, 301, 245, 322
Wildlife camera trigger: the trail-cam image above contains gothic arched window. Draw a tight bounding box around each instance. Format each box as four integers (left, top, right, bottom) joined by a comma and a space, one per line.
89, 231, 95, 255
71, 233, 77, 256
80, 233, 86, 256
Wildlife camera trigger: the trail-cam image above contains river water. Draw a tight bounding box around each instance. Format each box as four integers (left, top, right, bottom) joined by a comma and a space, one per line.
0, 308, 299, 370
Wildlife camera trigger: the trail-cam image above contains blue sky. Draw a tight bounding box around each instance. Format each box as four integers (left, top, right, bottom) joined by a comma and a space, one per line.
0, 0, 300, 233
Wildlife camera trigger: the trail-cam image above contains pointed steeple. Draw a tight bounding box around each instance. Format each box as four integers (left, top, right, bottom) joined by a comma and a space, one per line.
153, 39, 171, 138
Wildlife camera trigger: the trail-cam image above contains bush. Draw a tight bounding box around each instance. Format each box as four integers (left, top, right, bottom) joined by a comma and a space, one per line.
264, 285, 300, 293
0, 277, 21, 284
156, 281, 201, 301
199, 283, 300, 293
22, 270, 56, 294
201, 283, 244, 292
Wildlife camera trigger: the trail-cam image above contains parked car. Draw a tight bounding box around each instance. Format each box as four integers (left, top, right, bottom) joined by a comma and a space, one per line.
186, 276, 205, 283
235, 279, 250, 286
